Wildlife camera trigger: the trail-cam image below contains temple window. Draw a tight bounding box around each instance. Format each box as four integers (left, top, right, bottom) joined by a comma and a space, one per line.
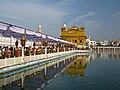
75, 40, 77, 43
80, 40, 82, 43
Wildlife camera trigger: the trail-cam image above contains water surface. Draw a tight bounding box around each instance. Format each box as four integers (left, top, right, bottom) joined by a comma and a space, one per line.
0, 51, 120, 90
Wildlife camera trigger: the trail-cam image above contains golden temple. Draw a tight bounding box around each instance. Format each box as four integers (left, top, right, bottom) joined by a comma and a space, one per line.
60, 23, 87, 47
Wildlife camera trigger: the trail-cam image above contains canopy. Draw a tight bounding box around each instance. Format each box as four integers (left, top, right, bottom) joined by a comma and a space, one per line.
0, 21, 75, 45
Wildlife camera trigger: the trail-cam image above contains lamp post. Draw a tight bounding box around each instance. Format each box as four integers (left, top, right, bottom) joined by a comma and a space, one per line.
21, 34, 26, 62
43, 40, 48, 57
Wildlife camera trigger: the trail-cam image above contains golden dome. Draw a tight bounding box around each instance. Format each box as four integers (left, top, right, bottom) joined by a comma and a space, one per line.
61, 23, 67, 31
71, 24, 79, 30
80, 26, 85, 30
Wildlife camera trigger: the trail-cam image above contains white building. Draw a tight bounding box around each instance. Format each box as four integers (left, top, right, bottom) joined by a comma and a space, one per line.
99, 40, 109, 46
112, 40, 120, 46
86, 36, 97, 48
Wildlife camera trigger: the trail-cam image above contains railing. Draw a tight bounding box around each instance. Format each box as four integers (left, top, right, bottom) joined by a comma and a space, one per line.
76, 50, 91, 53
0, 50, 76, 69
93, 46, 120, 49
92, 46, 120, 51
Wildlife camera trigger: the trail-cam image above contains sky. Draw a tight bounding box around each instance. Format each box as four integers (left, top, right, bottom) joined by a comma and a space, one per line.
0, 0, 120, 40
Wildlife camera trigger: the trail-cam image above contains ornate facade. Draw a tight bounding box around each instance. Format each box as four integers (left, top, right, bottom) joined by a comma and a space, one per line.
60, 23, 87, 47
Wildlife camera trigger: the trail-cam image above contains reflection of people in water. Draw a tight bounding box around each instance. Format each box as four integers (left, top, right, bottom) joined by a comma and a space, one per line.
65, 55, 87, 77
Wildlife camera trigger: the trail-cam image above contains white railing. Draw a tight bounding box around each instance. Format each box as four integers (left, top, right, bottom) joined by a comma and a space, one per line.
0, 50, 76, 69
76, 50, 90, 53
93, 46, 120, 49
0, 57, 23, 68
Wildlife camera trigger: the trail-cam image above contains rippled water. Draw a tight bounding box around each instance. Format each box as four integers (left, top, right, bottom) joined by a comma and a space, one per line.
0, 51, 120, 90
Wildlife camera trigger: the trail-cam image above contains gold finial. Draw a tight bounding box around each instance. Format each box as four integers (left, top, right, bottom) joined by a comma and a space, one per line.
80, 25, 85, 30
71, 22, 78, 30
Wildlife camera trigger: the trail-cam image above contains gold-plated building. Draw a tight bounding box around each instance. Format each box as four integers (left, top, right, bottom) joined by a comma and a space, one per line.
60, 23, 87, 47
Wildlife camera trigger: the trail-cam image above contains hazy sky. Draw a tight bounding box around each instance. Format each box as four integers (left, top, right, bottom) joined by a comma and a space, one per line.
0, 0, 120, 40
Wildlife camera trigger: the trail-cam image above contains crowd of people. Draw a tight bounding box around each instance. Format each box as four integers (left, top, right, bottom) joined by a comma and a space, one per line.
0, 45, 72, 59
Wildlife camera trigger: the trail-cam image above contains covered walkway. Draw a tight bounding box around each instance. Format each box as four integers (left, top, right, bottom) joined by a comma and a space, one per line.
0, 21, 77, 71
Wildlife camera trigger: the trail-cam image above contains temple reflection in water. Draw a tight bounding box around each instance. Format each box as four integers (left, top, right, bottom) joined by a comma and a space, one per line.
65, 55, 88, 77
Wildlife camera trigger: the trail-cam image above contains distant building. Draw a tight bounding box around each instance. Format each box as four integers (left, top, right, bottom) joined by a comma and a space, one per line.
60, 23, 87, 48
100, 40, 109, 46
90, 41, 97, 46
112, 40, 120, 46
95, 40, 111, 46
86, 36, 97, 48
